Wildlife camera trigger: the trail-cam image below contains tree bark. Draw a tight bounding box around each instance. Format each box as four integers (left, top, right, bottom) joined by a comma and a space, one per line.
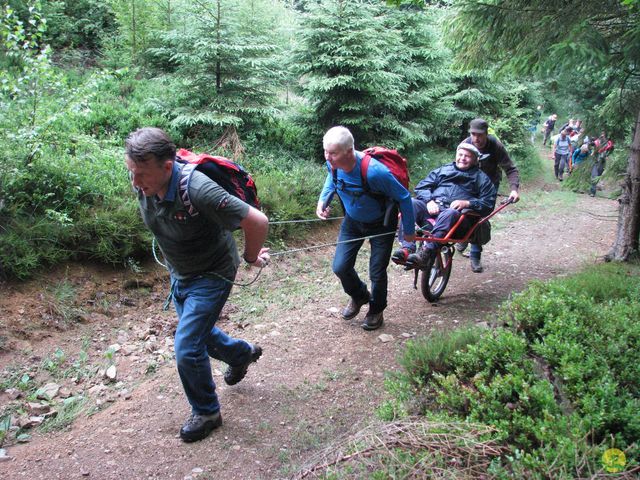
607, 108, 640, 261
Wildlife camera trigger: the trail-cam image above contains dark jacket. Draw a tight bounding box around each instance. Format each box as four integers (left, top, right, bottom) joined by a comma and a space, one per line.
414, 162, 497, 217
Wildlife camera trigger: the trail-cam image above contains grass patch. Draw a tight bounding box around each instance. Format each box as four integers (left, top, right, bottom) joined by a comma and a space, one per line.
38, 395, 88, 433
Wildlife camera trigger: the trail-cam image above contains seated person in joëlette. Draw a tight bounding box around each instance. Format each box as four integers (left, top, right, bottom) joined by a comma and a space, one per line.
393, 142, 497, 268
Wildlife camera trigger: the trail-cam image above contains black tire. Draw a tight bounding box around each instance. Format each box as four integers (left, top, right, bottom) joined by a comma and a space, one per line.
420, 246, 453, 302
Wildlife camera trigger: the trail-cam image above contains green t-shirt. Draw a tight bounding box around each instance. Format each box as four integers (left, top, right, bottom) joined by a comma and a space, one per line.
137, 163, 250, 280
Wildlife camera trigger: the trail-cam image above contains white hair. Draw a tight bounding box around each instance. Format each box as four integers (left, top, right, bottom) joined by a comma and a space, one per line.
323, 126, 354, 151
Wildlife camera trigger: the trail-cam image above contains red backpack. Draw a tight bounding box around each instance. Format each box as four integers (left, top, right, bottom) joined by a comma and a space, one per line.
330, 146, 410, 194
329, 146, 410, 227
176, 148, 260, 217
360, 146, 410, 191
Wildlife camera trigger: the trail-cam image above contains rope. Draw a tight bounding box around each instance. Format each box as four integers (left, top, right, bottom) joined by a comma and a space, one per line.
152, 229, 396, 287
151, 209, 399, 294
270, 216, 344, 225
270, 231, 396, 257
152, 237, 265, 288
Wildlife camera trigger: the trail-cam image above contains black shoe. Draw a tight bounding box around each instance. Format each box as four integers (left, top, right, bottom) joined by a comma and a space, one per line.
224, 344, 262, 386
406, 249, 434, 268
361, 311, 384, 331
470, 257, 484, 273
180, 411, 222, 442
391, 248, 412, 264
340, 291, 370, 320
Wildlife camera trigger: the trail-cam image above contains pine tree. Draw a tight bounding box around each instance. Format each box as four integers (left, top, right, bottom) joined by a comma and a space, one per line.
294, 1, 465, 151
145, 0, 289, 142
382, 6, 456, 148
293, 0, 407, 147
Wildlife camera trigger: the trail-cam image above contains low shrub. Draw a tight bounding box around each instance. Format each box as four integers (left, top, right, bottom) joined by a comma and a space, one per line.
384, 262, 640, 477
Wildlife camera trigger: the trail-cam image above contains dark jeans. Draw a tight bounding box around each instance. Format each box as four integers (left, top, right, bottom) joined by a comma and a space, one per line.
543, 128, 553, 146
172, 275, 253, 415
590, 156, 606, 195
399, 199, 476, 252
554, 153, 570, 178
333, 214, 397, 314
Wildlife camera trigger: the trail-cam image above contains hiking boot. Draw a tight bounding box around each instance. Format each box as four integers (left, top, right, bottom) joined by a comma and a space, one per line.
391, 248, 412, 264
224, 344, 262, 386
454, 242, 468, 254
406, 248, 434, 268
361, 311, 384, 331
340, 292, 370, 320
470, 257, 484, 273
180, 411, 222, 442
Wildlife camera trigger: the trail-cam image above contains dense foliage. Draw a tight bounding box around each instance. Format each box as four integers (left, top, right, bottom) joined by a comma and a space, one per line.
381, 262, 640, 477
2, 0, 549, 279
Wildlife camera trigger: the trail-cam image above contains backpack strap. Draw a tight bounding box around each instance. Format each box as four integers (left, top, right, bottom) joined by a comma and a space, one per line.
359, 152, 396, 227
360, 153, 372, 194
178, 162, 199, 217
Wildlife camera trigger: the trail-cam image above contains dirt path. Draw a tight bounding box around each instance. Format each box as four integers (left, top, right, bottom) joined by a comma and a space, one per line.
0, 159, 618, 479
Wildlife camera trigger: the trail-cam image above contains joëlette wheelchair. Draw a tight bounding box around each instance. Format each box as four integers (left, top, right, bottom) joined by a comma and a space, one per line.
393, 199, 513, 302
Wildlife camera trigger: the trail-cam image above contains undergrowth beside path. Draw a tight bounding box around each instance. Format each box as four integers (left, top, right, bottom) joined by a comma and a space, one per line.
369, 262, 640, 479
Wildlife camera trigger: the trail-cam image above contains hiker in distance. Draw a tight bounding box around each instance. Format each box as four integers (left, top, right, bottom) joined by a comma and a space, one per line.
392, 142, 497, 268
460, 118, 520, 273
316, 126, 415, 331
125, 127, 269, 443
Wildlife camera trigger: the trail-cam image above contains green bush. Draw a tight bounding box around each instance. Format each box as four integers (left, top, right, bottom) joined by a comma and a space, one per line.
563, 149, 627, 197
399, 327, 482, 387
385, 262, 640, 477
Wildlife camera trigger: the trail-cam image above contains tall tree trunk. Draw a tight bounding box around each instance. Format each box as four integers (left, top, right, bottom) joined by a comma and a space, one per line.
607, 108, 640, 261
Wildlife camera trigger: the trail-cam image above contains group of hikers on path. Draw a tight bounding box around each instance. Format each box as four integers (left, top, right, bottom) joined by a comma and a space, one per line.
125, 118, 520, 443
541, 114, 614, 196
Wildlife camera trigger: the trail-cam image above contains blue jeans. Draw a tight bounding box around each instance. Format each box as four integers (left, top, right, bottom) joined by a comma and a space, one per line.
172, 275, 252, 415
333, 214, 397, 314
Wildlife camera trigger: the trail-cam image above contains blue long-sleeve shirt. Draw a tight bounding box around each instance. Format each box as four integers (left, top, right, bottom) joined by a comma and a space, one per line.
319, 152, 415, 235
572, 149, 589, 166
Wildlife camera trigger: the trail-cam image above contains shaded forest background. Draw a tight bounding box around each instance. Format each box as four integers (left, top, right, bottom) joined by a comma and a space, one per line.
0, 0, 637, 279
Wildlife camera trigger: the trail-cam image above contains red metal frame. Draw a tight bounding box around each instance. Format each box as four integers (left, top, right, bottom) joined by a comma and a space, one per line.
414, 199, 513, 245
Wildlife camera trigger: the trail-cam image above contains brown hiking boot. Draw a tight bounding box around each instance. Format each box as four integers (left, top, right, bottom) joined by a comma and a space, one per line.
340, 292, 370, 320
180, 411, 222, 442
361, 311, 384, 331
406, 248, 435, 268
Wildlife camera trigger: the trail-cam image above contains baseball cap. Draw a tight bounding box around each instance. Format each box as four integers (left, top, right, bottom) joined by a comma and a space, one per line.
468, 118, 489, 134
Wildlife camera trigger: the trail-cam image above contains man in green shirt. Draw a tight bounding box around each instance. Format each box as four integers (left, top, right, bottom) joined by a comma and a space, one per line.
125, 127, 270, 442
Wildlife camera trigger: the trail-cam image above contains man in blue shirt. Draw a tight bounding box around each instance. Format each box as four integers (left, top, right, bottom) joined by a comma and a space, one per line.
317, 126, 415, 331
125, 127, 270, 443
